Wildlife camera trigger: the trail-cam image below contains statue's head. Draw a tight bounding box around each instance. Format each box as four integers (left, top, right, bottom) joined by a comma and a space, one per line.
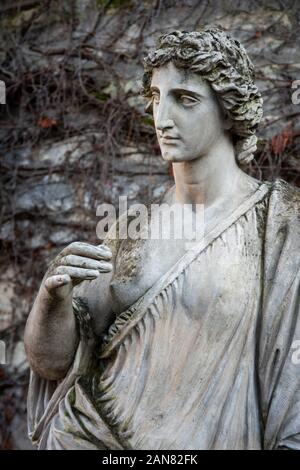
141, 29, 263, 165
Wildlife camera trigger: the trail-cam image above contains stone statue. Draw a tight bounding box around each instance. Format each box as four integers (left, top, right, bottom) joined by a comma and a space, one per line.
25, 29, 300, 450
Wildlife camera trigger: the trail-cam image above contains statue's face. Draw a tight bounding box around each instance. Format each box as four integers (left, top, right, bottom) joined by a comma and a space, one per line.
150, 61, 226, 163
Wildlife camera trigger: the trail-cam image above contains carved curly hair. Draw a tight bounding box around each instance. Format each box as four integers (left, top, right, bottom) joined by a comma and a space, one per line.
141, 28, 263, 165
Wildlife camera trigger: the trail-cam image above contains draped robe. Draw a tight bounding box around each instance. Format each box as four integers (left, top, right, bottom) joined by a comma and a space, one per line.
27, 179, 300, 450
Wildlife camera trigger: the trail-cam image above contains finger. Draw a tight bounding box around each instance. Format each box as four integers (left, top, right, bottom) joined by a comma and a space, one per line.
97, 244, 113, 256
55, 266, 102, 279
45, 274, 71, 291
61, 255, 112, 271
64, 242, 112, 261
44, 274, 73, 299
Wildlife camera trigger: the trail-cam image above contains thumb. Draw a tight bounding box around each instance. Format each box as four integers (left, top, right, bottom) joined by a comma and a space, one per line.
44, 274, 73, 300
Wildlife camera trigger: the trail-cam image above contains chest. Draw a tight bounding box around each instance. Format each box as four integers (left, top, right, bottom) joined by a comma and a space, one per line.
110, 237, 188, 314
110, 224, 263, 317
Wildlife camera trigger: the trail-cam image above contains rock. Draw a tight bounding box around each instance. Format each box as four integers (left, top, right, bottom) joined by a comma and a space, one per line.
15, 177, 75, 214
127, 94, 146, 112
10, 341, 28, 374
115, 146, 168, 174
0, 268, 15, 332
30, 134, 103, 168
10, 414, 34, 450
152, 184, 169, 200
49, 229, 78, 246
0, 221, 15, 242
114, 23, 142, 55
27, 232, 48, 250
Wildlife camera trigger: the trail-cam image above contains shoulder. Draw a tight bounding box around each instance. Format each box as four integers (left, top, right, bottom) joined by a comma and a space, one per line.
263, 179, 300, 285
268, 179, 300, 220
263, 178, 300, 243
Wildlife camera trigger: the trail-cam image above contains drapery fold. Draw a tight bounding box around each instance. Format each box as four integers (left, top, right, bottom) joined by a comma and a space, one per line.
27, 179, 300, 449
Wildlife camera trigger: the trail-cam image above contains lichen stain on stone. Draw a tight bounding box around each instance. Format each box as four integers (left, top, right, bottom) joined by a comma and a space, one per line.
115, 238, 144, 282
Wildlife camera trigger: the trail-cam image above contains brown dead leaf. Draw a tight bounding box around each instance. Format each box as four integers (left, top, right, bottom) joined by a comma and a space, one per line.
270, 126, 293, 155
37, 117, 58, 129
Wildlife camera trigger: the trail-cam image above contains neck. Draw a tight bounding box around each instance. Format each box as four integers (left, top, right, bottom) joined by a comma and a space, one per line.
172, 134, 244, 207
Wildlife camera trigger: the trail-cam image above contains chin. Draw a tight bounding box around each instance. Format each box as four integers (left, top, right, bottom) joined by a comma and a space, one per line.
161, 150, 194, 163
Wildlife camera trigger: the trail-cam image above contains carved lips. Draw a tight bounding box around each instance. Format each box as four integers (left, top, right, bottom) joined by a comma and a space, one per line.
160, 135, 180, 144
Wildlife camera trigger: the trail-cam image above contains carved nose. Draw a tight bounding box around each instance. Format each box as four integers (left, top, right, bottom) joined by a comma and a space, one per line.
156, 119, 174, 132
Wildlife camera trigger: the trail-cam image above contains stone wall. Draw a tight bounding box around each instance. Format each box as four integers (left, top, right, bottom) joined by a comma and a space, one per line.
0, 0, 299, 449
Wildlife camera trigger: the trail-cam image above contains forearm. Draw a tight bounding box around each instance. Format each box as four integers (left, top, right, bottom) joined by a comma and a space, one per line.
24, 286, 79, 381
24, 242, 113, 381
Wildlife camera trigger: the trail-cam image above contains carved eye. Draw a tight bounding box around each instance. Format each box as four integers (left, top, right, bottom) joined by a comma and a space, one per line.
179, 95, 198, 106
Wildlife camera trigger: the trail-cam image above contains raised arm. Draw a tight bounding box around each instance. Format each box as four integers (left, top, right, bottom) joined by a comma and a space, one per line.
24, 242, 113, 381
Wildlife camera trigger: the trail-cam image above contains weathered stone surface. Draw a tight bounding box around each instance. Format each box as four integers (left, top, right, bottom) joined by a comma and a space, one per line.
29, 134, 103, 168
10, 341, 28, 374
0, 273, 14, 332
24, 26, 300, 451
15, 178, 75, 214
10, 415, 34, 450
1, 0, 299, 450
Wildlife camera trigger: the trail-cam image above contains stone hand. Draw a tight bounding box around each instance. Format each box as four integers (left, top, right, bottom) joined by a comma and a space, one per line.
44, 242, 113, 300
